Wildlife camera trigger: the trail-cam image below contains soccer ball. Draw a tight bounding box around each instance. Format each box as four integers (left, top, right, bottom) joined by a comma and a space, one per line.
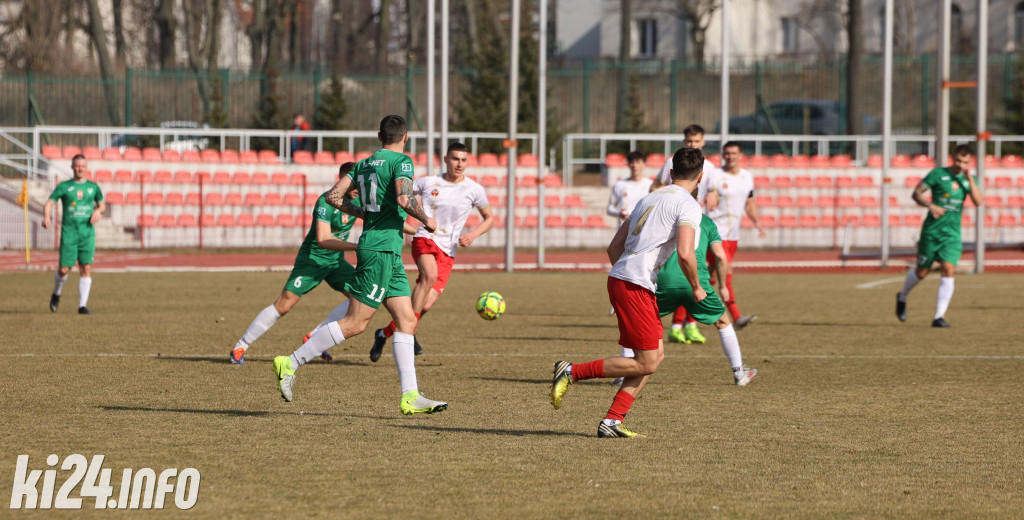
476, 291, 505, 320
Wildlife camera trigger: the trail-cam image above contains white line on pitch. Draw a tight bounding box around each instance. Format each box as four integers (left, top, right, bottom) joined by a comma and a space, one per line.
855, 277, 910, 289
2, 353, 1022, 360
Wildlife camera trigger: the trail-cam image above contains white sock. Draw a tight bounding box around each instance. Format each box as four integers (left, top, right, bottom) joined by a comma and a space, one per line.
671, 323, 682, 330
393, 332, 418, 394
78, 277, 92, 308
935, 277, 954, 320
718, 324, 744, 372
898, 270, 923, 301
235, 305, 282, 351
291, 321, 344, 369
307, 300, 350, 338
53, 272, 68, 296
620, 347, 634, 358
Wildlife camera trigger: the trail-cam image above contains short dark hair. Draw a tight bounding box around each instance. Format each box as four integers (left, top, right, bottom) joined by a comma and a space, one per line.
446, 142, 468, 156
671, 147, 704, 181
722, 141, 741, 153
626, 151, 646, 163
338, 161, 355, 179
683, 124, 705, 137
379, 115, 408, 145
71, 154, 86, 163
954, 144, 974, 157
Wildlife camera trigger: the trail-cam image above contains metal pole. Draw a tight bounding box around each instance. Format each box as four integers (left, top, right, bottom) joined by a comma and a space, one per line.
441, 0, 449, 160
504, 0, 521, 273
975, 0, 988, 273
427, 0, 436, 176
880, 0, 894, 267
538, 0, 548, 268
935, 0, 951, 161
720, 0, 730, 145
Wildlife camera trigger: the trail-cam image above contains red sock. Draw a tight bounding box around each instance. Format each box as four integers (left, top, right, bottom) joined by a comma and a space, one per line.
604, 390, 636, 422
571, 359, 605, 381
383, 312, 421, 338
725, 274, 741, 320
672, 306, 689, 326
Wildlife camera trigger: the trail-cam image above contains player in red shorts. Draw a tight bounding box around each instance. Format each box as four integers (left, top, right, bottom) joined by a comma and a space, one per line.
549, 147, 707, 438
367, 142, 494, 361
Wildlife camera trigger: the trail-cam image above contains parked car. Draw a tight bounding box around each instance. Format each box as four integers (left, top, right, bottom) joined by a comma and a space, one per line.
110, 121, 210, 152
714, 100, 881, 155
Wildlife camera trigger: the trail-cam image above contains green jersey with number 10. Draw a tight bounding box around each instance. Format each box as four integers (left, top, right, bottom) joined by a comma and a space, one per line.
348, 149, 414, 253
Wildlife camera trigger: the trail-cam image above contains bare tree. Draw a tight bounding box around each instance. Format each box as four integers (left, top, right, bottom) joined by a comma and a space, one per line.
0, 0, 68, 72
154, 0, 177, 67
375, 0, 392, 73
793, 0, 844, 62
183, 0, 224, 117
84, 0, 122, 125
616, 0, 633, 131
846, 0, 863, 136
668, 0, 719, 66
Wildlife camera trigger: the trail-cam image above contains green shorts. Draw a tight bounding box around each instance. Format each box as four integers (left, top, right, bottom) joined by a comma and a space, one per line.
916, 235, 962, 269
284, 257, 355, 297
656, 279, 726, 325
344, 249, 411, 309
59, 224, 95, 268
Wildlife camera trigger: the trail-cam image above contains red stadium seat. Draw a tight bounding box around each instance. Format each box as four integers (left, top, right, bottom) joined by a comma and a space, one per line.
211, 171, 231, 184
1001, 155, 1022, 168
178, 214, 198, 227
336, 151, 355, 164
544, 175, 564, 187
355, 151, 373, 161
544, 215, 564, 228
94, 170, 113, 183
748, 155, 769, 168
817, 195, 836, 207
779, 215, 798, 228
271, 172, 289, 185
773, 176, 793, 189
836, 196, 855, 207
465, 214, 481, 228
799, 215, 819, 227
796, 196, 815, 208
154, 170, 173, 183
835, 176, 854, 188
478, 153, 499, 167
759, 215, 777, 228
890, 154, 911, 167
61, 145, 82, 159
755, 195, 773, 208
105, 191, 125, 204
904, 176, 922, 188
566, 215, 585, 228
258, 150, 279, 164
866, 155, 883, 168
244, 193, 263, 206
156, 214, 176, 227
753, 176, 771, 189
605, 153, 627, 167
315, 151, 336, 165
809, 155, 831, 168
251, 172, 270, 185
912, 155, 935, 168
200, 149, 220, 163
125, 192, 142, 204
82, 146, 102, 160
814, 175, 833, 189
161, 149, 181, 162
42, 145, 62, 159
181, 150, 201, 162
821, 214, 837, 227
775, 195, 794, 208
232, 172, 250, 185
220, 149, 240, 163
217, 214, 235, 227
137, 214, 156, 227
205, 193, 224, 206
544, 195, 563, 208
518, 154, 539, 167
144, 193, 164, 206
165, 192, 184, 205
101, 148, 122, 161
240, 150, 259, 164
517, 176, 538, 188
998, 215, 1018, 227
135, 170, 153, 183
993, 176, 1013, 189
794, 175, 813, 188
480, 175, 501, 188
173, 170, 192, 184
856, 176, 875, 188
114, 170, 133, 184
984, 154, 1001, 168
256, 214, 275, 227
857, 196, 879, 207
185, 193, 200, 205
293, 150, 313, 165
830, 154, 852, 168
564, 195, 586, 208
984, 195, 1004, 208
289, 173, 307, 186
264, 193, 283, 206
276, 214, 296, 227
790, 155, 810, 168
585, 215, 609, 228
1007, 195, 1024, 208
224, 193, 243, 206
283, 193, 302, 206
200, 214, 215, 227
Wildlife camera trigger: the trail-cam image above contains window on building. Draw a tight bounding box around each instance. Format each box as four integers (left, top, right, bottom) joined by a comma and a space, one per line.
637, 18, 657, 58
781, 17, 799, 54
1016, 2, 1024, 45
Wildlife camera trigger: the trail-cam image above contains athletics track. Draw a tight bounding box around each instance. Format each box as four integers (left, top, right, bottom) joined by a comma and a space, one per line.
2, 249, 1022, 274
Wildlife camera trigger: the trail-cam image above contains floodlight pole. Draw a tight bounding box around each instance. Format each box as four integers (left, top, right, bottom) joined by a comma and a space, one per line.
426, 0, 436, 176
975, 0, 988, 273
719, 0, 730, 146
504, 0, 521, 273
935, 0, 951, 162
537, 0, 548, 268
441, 0, 450, 158
880, 0, 894, 267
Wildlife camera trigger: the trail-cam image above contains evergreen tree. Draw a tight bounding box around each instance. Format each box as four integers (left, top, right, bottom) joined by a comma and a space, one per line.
1000, 53, 1024, 155
313, 74, 349, 152
250, 67, 286, 151
204, 75, 231, 149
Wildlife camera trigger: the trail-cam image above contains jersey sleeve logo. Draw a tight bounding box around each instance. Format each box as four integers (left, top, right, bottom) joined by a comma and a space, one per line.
401, 162, 412, 172
317, 207, 326, 217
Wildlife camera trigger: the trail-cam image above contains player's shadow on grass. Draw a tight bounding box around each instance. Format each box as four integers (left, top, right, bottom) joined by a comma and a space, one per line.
97, 405, 334, 418
150, 355, 363, 367
391, 424, 591, 438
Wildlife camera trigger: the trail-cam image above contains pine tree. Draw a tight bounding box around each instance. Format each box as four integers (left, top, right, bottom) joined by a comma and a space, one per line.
1000, 53, 1024, 155
314, 74, 349, 152
250, 67, 286, 151
204, 76, 231, 149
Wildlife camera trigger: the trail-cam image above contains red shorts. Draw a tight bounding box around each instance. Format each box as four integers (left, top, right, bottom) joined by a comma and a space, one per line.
706, 239, 738, 265
411, 237, 454, 293
607, 276, 662, 350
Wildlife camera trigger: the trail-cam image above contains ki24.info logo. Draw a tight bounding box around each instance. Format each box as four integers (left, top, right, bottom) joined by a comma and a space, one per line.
10, 454, 199, 510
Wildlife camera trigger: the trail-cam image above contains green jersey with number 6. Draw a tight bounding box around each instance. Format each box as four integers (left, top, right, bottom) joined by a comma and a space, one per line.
920, 167, 973, 242
296, 193, 360, 267
348, 149, 414, 253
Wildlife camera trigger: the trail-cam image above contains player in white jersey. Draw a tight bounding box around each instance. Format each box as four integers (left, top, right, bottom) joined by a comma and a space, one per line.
651, 124, 721, 344
367, 142, 494, 361
607, 151, 653, 222
548, 147, 706, 439
706, 141, 765, 328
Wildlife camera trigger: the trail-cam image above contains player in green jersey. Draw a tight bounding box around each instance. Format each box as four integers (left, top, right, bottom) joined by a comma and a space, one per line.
273, 115, 448, 416
42, 154, 105, 315
896, 145, 983, 327
651, 214, 757, 386
229, 163, 360, 365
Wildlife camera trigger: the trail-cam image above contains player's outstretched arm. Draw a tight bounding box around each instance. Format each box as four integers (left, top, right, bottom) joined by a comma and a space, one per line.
325, 177, 364, 218
396, 177, 435, 232
459, 205, 494, 247
315, 219, 357, 252
606, 217, 630, 263
676, 225, 706, 302
710, 241, 730, 302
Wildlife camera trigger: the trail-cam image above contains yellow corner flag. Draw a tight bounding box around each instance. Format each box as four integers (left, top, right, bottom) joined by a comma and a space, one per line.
16, 179, 29, 208
17, 179, 30, 264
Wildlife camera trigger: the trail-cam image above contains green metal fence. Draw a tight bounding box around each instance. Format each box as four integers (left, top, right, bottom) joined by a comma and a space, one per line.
1, 54, 1019, 142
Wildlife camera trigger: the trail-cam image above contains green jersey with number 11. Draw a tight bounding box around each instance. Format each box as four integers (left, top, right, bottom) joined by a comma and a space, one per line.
348, 149, 414, 253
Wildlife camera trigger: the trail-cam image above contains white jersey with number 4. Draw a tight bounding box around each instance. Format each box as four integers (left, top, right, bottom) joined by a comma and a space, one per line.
609, 184, 703, 292
657, 158, 718, 206
708, 168, 755, 241
413, 174, 489, 257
